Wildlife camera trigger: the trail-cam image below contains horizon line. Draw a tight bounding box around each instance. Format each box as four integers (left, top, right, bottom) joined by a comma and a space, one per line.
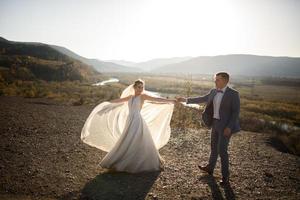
1, 36, 300, 63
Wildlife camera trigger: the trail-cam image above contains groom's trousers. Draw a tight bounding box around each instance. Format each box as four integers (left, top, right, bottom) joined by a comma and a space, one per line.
208, 119, 231, 179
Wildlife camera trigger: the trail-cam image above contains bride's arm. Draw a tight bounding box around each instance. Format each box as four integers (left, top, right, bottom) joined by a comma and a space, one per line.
141, 94, 176, 104
110, 95, 133, 103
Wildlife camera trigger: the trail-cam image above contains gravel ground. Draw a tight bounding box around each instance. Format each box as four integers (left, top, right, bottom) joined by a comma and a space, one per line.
0, 96, 299, 200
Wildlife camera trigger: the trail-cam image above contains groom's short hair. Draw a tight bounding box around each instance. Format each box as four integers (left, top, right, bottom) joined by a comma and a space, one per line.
216, 72, 229, 82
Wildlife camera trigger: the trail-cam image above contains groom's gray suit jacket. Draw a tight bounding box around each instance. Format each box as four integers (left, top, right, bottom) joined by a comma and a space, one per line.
187, 87, 240, 134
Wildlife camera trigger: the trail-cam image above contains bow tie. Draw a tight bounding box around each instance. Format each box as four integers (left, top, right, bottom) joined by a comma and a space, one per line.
216, 90, 223, 93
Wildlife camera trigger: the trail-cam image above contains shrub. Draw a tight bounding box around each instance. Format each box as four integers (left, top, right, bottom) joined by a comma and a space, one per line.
276, 131, 300, 155
171, 104, 202, 133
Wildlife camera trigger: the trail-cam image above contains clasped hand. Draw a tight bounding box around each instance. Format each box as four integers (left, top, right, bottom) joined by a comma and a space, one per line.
175, 96, 186, 103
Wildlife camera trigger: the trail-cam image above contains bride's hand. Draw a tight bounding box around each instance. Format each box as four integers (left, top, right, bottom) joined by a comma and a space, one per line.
171, 99, 177, 104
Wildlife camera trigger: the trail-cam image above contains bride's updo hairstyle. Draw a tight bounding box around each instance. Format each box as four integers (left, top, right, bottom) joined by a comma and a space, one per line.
133, 79, 144, 88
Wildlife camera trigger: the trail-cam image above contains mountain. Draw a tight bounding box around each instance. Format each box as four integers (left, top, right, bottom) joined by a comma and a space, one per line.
2, 36, 299, 77
107, 57, 193, 71
152, 54, 300, 77
104, 60, 137, 67
0, 37, 98, 82
51, 45, 140, 73
135, 57, 193, 71
84, 59, 139, 73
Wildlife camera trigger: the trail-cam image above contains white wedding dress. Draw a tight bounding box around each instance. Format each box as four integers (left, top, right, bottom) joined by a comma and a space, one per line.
80, 84, 174, 173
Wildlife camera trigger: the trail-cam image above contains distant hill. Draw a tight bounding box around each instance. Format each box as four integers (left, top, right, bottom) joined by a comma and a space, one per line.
0, 37, 98, 82
108, 57, 193, 71
84, 59, 139, 73
51, 45, 140, 73
104, 60, 137, 68
152, 54, 300, 77
2, 36, 299, 77
134, 57, 193, 71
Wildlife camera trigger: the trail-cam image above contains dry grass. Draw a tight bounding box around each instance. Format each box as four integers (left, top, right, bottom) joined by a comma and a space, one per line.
1, 73, 299, 155
0, 79, 124, 106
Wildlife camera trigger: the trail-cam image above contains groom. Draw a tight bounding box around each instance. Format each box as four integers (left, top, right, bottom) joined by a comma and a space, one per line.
177, 72, 240, 186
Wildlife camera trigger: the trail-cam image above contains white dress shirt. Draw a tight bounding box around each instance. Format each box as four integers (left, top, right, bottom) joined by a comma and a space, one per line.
213, 86, 227, 119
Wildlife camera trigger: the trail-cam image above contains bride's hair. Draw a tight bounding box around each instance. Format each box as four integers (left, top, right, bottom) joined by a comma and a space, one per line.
133, 79, 144, 88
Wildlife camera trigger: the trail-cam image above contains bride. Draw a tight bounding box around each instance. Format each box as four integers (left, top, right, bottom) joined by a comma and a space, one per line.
81, 79, 176, 173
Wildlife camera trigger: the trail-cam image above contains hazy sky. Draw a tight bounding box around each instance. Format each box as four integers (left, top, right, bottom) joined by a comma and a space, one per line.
0, 0, 299, 62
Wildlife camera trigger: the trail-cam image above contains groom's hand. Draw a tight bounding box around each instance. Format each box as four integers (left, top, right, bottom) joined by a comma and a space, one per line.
176, 97, 187, 103
224, 127, 232, 138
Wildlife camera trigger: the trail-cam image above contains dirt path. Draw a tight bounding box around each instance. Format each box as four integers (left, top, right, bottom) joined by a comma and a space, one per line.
0, 96, 299, 200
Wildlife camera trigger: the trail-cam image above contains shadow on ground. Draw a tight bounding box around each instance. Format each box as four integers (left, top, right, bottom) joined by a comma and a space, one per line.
27, 101, 60, 106
59, 171, 160, 200
199, 174, 235, 200
265, 136, 291, 154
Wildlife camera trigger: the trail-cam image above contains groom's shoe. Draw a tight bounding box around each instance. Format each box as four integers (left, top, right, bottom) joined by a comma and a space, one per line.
219, 177, 230, 187
198, 165, 213, 175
